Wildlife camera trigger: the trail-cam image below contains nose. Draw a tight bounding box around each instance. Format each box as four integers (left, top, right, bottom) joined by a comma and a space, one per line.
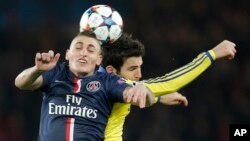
134, 68, 142, 80
79, 48, 87, 56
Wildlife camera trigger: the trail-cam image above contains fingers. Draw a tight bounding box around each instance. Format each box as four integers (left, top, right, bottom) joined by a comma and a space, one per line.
132, 89, 140, 103
125, 88, 133, 103
178, 95, 188, 107
160, 92, 189, 107
134, 84, 146, 108
36, 52, 51, 62
36, 50, 60, 63
53, 53, 61, 64
227, 47, 236, 60
223, 40, 236, 60
213, 40, 237, 60
124, 85, 147, 108
48, 50, 54, 61
224, 40, 236, 60
139, 91, 146, 108
129, 88, 146, 108
41, 53, 48, 61
43, 50, 54, 62
224, 40, 235, 47
36, 53, 42, 61
174, 93, 188, 106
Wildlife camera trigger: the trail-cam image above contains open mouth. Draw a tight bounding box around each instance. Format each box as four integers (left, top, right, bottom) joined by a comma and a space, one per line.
78, 58, 87, 64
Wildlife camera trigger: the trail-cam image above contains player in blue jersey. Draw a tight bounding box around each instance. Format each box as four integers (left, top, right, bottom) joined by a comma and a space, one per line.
15, 31, 155, 141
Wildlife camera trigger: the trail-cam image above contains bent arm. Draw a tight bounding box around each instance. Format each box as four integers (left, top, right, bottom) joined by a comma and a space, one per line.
15, 50, 60, 91
143, 39, 236, 97
143, 50, 216, 97
15, 66, 43, 90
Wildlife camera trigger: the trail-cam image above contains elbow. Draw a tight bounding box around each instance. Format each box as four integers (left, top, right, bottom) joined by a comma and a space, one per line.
14, 77, 29, 90
15, 77, 21, 89
15, 78, 25, 90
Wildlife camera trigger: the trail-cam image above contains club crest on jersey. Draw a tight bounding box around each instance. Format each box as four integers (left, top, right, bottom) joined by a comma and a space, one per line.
86, 81, 101, 92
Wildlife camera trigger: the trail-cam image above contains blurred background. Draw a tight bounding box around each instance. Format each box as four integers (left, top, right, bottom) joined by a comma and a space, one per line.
0, 0, 249, 141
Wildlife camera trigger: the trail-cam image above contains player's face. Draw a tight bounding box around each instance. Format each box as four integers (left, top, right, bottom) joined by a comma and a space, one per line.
119, 56, 143, 81
66, 35, 102, 77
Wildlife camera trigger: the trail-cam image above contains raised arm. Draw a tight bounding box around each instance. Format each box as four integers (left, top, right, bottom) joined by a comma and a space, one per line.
143, 40, 236, 97
15, 50, 60, 90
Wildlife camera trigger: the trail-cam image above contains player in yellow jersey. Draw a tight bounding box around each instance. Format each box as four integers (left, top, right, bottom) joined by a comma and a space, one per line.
99, 33, 236, 141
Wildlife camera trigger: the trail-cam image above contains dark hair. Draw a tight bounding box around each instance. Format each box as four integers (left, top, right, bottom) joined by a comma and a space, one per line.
77, 30, 97, 38
102, 33, 145, 72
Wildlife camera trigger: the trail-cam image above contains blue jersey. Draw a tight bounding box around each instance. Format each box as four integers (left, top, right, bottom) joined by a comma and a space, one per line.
38, 63, 129, 141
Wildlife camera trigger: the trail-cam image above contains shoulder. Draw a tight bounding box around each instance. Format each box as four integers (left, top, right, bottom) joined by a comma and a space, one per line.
49, 62, 69, 76
94, 72, 127, 87
95, 72, 121, 80
42, 62, 68, 80
56, 62, 68, 72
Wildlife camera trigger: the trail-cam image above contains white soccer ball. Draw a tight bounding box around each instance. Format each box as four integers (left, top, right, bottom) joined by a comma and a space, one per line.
80, 5, 123, 45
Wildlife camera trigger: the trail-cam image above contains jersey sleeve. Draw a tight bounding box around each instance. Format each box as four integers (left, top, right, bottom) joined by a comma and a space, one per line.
106, 74, 131, 103
41, 63, 61, 88
143, 50, 216, 97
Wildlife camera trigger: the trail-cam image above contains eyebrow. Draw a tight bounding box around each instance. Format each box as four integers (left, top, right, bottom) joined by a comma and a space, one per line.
76, 42, 83, 45
128, 65, 139, 69
76, 42, 95, 48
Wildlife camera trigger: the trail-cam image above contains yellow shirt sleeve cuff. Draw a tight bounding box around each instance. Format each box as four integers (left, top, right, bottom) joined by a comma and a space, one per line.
154, 97, 159, 104
208, 50, 216, 61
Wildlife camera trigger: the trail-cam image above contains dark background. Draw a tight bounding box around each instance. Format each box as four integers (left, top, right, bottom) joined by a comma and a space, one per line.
0, 0, 249, 141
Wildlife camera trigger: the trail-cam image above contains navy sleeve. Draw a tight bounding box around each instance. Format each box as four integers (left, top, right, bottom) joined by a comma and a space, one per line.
41, 63, 62, 88
106, 74, 131, 103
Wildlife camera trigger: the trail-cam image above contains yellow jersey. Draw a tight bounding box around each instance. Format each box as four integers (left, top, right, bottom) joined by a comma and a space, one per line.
104, 50, 216, 141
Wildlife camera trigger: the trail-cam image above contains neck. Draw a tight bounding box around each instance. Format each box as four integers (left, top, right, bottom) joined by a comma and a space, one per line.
70, 70, 94, 78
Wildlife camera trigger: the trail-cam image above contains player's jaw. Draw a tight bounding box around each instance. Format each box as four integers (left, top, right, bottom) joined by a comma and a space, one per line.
66, 50, 100, 77
119, 57, 143, 81
69, 56, 99, 77
119, 71, 141, 81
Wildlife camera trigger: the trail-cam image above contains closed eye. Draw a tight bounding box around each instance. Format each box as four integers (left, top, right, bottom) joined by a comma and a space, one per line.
75, 43, 83, 49
128, 66, 138, 71
87, 46, 96, 53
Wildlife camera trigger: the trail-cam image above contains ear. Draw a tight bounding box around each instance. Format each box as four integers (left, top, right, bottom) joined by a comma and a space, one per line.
106, 65, 117, 74
65, 49, 69, 60
96, 54, 103, 66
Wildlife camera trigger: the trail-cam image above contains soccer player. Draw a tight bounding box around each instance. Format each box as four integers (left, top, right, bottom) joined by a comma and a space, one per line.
15, 30, 236, 140
14, 31, 155, 141
100, 33, 236, 141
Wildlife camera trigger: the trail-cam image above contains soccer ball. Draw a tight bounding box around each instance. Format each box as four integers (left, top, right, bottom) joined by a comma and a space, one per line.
80, 5, 123, 45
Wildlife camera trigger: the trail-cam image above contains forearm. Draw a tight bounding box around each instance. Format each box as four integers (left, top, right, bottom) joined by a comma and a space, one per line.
143, 50, 216, 97
15, 66, 43, 90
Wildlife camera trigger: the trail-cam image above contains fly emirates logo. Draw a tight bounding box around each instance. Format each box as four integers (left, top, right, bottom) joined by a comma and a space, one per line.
48, 95, 98, 119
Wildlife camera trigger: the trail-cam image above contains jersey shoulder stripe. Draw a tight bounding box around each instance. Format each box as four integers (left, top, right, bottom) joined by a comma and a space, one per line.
142, 51, 215, 97
144, 51, 212, 83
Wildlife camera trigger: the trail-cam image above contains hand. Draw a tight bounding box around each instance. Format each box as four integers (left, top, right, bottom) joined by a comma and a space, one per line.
124, 84, 154, 108
160, 92, 188, 107
35, 50, 60, 72
212, 40, 236, 60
